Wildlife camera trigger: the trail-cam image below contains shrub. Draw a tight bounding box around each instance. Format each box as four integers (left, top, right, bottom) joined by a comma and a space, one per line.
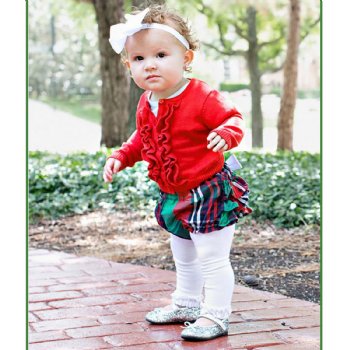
219, 83, 249, 92
29, 150, 320, 228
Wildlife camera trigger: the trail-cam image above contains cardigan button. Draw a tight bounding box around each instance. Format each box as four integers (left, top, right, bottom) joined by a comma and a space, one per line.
159, 99, 164, 104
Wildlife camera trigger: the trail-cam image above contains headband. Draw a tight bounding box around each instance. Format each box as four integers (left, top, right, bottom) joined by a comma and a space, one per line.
109, 8, 190, 54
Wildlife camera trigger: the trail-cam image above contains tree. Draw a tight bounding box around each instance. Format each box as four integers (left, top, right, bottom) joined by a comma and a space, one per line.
277, 0, 300, 151
92, 0, 130, 147
189, 0, 319, 148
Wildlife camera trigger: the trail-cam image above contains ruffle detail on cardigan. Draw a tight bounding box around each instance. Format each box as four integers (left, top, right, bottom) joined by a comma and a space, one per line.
139, 103, 187, 190
139, 123, 160, 182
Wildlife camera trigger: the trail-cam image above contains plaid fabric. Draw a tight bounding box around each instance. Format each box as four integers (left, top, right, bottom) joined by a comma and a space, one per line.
155, 164, 252, 240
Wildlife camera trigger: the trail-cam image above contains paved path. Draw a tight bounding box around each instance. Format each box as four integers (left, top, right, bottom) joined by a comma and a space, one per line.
29, 249, 320, 349
29, 100, 101, 154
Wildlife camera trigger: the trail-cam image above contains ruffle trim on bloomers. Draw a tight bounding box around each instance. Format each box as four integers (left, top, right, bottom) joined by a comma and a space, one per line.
218, 165, 252, 228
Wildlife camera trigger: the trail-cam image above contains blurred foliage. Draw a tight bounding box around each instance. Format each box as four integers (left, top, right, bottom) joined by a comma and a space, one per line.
28, 0, 100, 100
29, 150, 320, 228
219, 83, 249, 92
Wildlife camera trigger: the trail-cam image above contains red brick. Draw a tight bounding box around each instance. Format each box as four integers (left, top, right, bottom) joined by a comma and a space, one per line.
228, 313, 246, 323
170, 332, 283, 349
31, 317, 99, 332
130, 291, 173, 302
34, 305, 114, 320
232, 300, 275, 312
118, 275, 175, 286
29, 312, 38, 323
104, 330, 180, 347
141, 323, 181, 333
238, 307, 318, 321
83, 283, 173, 296
229, 319, 290, 335
29, 249, 51, 255
98, 311, 146, 324
29, 286, 47, 294
29, 252, 69, 264
29, 337, 112, 349
169, 339, 245, 350
280, 315, 320, 329
29, 302, 52, 312
29, 330, 70, 343
60, 256, 109, 265
274, 326, 320, 343
269, 297, 319, 308
254, 344, 319, 350
29, 279, 59, 288
60, 261, 113, 271
225, 331, 285, 349
232, 291, 287, 302
48, 281, 117, 292
232, 298, 319, 313
30, 266, 62, 273
29, 270, 89, 280
66, 323, 144, 338
29, 290, 83, 303
57, 272, 143, 284
106, 300, 162, 314
116, 344, 171, 350
233, 284, 252, 293
48, 293, 135, 308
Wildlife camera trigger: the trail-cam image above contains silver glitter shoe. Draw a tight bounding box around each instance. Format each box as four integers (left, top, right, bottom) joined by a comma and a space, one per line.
181, 314, 229, 341
145, 304, 200, 324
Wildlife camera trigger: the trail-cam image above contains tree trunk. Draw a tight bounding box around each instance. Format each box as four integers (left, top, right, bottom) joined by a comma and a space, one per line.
246, 6, 263, 148
277, 0, 300, 151
93, 0, 130, 147
127, 0, 164, 136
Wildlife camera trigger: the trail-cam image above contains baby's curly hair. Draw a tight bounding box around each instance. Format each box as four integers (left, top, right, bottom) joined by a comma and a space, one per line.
133, 4, 199, 51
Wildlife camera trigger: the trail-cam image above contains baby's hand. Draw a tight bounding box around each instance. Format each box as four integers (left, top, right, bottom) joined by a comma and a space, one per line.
103, 158, 121, 183
207, 132, 229, 152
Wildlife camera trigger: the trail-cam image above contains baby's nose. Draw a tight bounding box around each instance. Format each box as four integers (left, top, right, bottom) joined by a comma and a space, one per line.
145, 59, 156, 70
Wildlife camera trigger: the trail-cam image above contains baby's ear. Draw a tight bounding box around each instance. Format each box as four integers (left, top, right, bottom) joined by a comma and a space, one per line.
184, 50, 194, 65
122, 56, 131, 69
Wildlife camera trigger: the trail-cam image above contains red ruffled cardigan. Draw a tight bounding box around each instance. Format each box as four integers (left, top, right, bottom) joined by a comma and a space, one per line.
109, 78, 245, 194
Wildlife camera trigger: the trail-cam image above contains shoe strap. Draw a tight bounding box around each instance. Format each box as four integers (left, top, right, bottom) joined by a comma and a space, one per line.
199, 314, 226, 331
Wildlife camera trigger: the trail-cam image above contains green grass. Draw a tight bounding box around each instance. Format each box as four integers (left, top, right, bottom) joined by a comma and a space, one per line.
38, 96, 101, 124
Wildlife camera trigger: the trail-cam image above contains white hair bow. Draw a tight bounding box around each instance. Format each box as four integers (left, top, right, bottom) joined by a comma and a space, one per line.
109, 8, 150, 54
109, 7, 190, 54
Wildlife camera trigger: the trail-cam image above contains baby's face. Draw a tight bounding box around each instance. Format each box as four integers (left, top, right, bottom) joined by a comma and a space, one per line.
125, 28, 193, 99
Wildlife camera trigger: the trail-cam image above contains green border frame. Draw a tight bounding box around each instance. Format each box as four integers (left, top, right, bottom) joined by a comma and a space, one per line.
319, 0, 323, 349
26, 0, 29, 349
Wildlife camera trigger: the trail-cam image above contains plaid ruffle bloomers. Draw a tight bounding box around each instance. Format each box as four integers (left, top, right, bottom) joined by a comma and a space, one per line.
155, 164, 252, 240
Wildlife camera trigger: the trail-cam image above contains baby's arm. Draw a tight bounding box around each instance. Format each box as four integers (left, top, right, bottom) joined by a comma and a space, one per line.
103, 130, 143, 182
202, 90, 245, 151
103, 158, 122, 183
207, 131, 229, 153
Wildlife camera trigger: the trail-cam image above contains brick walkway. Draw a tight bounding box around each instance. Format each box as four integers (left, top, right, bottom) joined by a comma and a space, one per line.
29, 249, 320, 349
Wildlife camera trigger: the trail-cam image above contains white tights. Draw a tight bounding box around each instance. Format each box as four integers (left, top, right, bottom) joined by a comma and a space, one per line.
170, 225, 235, 320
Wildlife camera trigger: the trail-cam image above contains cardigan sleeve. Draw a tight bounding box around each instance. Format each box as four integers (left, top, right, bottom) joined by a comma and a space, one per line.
108, 130, 143, 171
201, 90, 245, 150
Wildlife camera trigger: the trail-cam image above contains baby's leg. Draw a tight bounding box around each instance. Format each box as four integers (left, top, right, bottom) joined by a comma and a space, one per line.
190, 225, 235, 321
170, 234, 204, 308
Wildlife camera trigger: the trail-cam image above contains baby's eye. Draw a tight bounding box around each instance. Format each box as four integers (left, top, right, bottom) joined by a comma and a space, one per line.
134, 56, 144, 61
157, 52, 166, 58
